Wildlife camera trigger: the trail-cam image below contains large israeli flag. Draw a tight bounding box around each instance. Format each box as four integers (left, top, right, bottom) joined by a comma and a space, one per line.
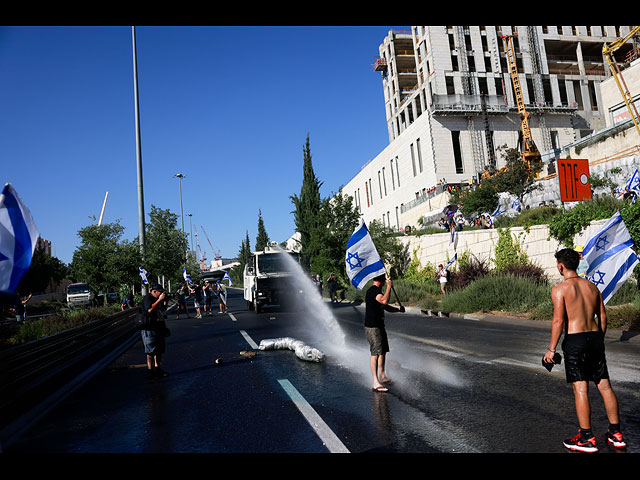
582, 211, 639, 304
0, 184, 39, 292
345, 220, 386, 290
582, 211, 634, 275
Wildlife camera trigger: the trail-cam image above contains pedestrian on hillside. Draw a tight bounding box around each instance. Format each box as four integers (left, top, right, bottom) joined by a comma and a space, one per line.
365, 273, 405, 393
175, 283, 190, 319
436, 264, 448, 295
140, 284, 170, 379
544, 248, 625, 452
190, 282, 203, 318
216, 280, 227, 313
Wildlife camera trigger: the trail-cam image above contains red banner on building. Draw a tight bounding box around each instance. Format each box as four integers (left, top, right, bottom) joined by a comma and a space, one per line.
557, 159, 592, 202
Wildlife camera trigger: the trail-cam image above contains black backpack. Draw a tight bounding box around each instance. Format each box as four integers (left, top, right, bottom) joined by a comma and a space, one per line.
134, 306, 150, 330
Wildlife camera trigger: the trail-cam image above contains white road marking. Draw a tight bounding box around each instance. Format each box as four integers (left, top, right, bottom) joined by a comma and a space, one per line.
239, 329, 259, 349
277, 379, 350, 453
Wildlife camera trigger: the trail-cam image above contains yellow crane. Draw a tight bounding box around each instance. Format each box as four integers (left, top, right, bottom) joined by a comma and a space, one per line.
602, 26, 640, 138
501, 32, 542, 166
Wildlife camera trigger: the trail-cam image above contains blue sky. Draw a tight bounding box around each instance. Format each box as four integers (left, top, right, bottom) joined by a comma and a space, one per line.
1, 25, 406, 265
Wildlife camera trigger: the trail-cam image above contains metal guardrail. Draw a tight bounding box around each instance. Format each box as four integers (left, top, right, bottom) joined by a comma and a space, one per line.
0, 308, 140, 449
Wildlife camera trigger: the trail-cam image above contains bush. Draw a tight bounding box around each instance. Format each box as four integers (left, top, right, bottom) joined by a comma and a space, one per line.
493, 228, 530, 271
440, 274, 551, 314
448, 250, 490, 290
500, 262, 547, 285
493, 206, 562, 229
548, 196, 620, 247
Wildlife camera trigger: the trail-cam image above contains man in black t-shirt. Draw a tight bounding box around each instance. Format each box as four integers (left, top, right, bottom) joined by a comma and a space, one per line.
364, 274, 404, 393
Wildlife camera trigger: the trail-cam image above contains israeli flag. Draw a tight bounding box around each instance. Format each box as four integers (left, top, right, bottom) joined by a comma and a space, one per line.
492, 204, 506, 217
345, 219, 386, 290
585, 247, 638, 305
512, 197, 521, 210
445, 253, 458, 270
583, 212, 634, 275
183, 267, 193, 285
139, 267, 149, 285
0, 184, 39, 292
625, 168, 639, 191
223, 271, 234, 285
582, 211, 639, 304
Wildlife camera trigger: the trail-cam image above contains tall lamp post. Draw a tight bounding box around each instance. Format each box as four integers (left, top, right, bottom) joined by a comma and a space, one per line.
187, 213, 194, 258
173, 173, 187, 261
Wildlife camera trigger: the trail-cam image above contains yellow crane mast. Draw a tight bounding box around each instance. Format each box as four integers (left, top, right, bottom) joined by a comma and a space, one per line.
602, 26, 640, 138
501, 33, 542, 166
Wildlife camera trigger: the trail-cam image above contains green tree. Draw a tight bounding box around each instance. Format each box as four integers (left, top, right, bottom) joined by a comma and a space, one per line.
308, 188, 360, 282
367, 220, 410, 279
144, 205, 188, 285
230, 230, 251, 285
69, 221, 132, 303
18, 243, 68, 296
486, 145, 543, 202
255, 209, 270, 251
290, 134, 322, 260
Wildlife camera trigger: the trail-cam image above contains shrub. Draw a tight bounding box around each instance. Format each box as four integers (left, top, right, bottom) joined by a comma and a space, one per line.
449, 250, 490, 290
493, 228, 530, 271
501, 262, 547, 285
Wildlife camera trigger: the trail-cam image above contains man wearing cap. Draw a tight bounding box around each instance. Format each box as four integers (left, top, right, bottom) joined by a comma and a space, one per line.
140, 284, 170, 379
575, 245, 588, 277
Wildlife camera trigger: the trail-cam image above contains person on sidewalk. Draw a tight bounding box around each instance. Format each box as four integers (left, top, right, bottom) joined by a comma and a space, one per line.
140, 284, 170, 379
544, 248, 625, 452
365, 273, 405, 393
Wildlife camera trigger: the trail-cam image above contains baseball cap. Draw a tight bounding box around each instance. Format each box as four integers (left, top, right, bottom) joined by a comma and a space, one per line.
150, 283, 164, 292
575, 245, 584, 253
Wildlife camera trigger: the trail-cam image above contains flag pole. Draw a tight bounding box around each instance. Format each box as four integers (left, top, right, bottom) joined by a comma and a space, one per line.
385, 266, 403, 308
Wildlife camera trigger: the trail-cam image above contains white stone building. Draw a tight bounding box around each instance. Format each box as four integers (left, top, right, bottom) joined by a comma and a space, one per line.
344, 26, 639, 231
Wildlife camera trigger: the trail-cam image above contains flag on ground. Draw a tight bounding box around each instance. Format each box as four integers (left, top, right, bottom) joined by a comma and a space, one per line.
0, 184, 39, 292
345, 219, 386, 290
223, 271, 234, 285
139, 267, 149, 285
582, 211, 639, 304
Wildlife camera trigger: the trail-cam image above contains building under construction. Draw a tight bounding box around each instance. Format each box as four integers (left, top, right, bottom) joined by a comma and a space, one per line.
344, 26, 639, 231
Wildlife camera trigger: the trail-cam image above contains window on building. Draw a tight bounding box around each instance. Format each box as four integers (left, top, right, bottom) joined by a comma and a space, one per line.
452, 131, 464, 174
416, 138, 424, 172
410, 143, 417, 176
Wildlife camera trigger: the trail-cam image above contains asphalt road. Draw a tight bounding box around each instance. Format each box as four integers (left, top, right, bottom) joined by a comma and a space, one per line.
4, 287, 640, 454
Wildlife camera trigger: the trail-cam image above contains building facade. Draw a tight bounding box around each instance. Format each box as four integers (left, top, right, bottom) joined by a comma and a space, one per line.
345, 26, 638, 231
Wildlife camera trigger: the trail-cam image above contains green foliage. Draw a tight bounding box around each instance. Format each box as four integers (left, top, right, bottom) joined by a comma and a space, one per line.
255, 209, 270, 251
440, 274, 551, 314
493, 206, 562, 230
144, 205, 189, 284
448, 250, 490, 290
547, 196, 619, 247
459, 182, 499, 217
18, 244, 68, 297
367, 220, 410, 279
493, 229, 530, 271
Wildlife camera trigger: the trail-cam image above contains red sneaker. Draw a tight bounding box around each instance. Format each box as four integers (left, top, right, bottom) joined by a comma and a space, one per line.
607, 430, 626, 448
563, 430, 598, 453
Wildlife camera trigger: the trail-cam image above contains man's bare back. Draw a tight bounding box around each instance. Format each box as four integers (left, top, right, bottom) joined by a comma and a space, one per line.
551, 276, 607, 335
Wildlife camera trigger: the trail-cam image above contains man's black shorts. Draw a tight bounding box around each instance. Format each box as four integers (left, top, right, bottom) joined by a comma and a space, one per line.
561, 331, 609, 384
365, 326, 389, 356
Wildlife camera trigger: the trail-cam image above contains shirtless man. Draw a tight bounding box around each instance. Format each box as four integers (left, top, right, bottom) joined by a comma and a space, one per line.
544, 248, 625, 452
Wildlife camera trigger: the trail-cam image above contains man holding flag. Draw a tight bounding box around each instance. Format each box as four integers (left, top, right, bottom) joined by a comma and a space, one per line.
346, 220, 404, 393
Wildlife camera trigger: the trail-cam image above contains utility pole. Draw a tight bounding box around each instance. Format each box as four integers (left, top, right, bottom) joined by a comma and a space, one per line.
173, 173, 187, 261
132, 26, 147, 294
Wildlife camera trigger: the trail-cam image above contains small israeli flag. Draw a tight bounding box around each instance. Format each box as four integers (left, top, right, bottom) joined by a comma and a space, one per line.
492, 204, 506, 217
445, 253, 458, 270
625, 168, 639, 191
223, 271, 234, 285
345, 219, 386, 290
139, 267, 149, 285
0, 184, 39, 292
183, 267, 192, 285
512, 197, 521, 210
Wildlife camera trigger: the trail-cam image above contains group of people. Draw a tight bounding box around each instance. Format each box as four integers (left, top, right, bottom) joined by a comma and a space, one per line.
365, 249, 627, 452
175, 280, 227, 319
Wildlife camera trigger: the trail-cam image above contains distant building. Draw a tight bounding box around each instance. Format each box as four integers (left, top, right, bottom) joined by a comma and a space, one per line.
344, 26, 639, 230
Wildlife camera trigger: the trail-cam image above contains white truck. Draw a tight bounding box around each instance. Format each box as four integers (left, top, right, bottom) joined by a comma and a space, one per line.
243, 243, 303, 313
66, 283, 97, 308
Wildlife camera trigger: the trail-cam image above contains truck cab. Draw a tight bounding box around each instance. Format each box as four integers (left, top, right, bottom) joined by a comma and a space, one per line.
243, 243, 302, 313
66, 283, 97, 308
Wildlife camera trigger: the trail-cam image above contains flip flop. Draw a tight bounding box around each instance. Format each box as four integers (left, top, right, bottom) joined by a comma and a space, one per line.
372, 386, 389, 393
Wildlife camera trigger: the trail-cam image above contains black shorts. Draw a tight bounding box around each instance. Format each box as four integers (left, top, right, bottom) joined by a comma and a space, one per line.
365, 327, 389, 356
562, 331, 609, 384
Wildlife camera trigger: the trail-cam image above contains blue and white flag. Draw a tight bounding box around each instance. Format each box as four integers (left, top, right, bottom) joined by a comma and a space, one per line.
512, 197, 521, 210
183, 267, 193, 286
582, 211, 639, 304
345, 219, 386, 290
625, 168, 639, 191
584, 247, 638, 305
583, 211, 634, 275
0, 184, 39, 292
223, 271, 234, 285
492, 204, 506, 218
445, 253, 458, 270
139, 267, 149, 285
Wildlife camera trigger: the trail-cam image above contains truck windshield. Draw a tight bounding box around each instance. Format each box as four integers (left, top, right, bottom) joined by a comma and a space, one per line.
258, 252, 300, 273
68, 285, 90, 294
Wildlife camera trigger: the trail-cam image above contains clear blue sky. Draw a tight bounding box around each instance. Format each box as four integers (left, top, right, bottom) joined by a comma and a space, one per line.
1, 25, 407, 265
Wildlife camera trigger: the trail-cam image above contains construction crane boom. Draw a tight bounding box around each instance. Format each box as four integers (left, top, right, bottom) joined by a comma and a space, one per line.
201, 226, 221, 260
602, 26, 640, 138
501, 33, 542, 166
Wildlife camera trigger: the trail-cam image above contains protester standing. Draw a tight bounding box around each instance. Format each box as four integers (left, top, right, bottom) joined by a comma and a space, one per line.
364, 274, 405, 393
140, 284, 170, 379
327, 273, 338, 303
436, 264, 448, 295
190, 282, 203, 318
175, 283, 190, 319
544, 248, 625, 452
216, 280, 227, 313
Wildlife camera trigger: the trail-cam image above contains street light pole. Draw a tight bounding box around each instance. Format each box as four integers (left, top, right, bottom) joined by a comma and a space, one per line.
173, 173, 187, 262
187, 213, 194, 256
